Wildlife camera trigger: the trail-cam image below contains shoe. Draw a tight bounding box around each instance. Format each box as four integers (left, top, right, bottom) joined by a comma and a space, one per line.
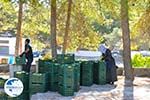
110, 82, 114, 85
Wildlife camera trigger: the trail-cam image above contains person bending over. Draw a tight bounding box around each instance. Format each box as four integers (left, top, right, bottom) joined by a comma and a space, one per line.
98, 44, 117, 85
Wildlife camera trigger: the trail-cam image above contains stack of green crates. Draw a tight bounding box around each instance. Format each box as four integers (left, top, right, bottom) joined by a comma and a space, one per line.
0, 91, 7, 100
98, 61, 106, 84
93, 61, 99, 84
14, 71, 30, 100
30, 73, 49, 94
15, 55, 26, 65
38, 54, 81, 96
93, 61, 106, 85
14, 71, 29, 91
38, 60, 59, 91
73, 63, 80, 92
56, 54, 74, 64
0, 78, 6, 88
58, 64, 74, 96
38, 59, 47, 73
38, 59, 56, 73
49, 63, 59, 91
80, 61, 93, 86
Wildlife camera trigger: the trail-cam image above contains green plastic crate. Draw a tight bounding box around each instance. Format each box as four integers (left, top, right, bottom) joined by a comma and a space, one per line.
98, 61, 106, 85
0, 78, 6, 88
38, 59, 51, 73
81, 61, 93, 69
56, 54, 75, 64
14, 71, 29, 91
30, 73, 49, 93
58, 85, 74, 96
73, 63, 80, 92
38, 59, 43, 67
58, 75, 74, 85
48, 72, 59, 91
80, 61, 93, 86
0, 91, 7, 100
30, 83, 47, 94
58, 64, 74, 86
58, 64, 75, 94
48, 63, 59, 73
45, 82, 50, 91
93, 61, 99, 84
49, 72, 59, 83
49, 82, 59, 91
16, 91, 30, 100
15, 55, 26, 65
38, 60, 51, 73
93, 61, 106, 85
39, 61, 59, 74
81, 75, 93, 86
58, 64, 74, 77
30, 73, 49, 84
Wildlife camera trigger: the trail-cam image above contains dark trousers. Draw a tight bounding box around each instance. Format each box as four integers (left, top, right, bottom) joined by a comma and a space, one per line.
106, 61, 117, 83
23, 58, 33, 73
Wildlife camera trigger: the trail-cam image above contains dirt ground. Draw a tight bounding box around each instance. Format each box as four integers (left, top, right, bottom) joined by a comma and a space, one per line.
0, 73, 150, 100
31, 76, 150, 100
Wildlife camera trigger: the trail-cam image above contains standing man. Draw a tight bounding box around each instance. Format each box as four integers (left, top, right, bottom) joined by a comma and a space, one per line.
98, 44, 117, 85
20, 39, 33, 73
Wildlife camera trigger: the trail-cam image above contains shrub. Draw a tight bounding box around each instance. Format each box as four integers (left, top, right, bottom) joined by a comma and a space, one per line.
42, 52, 52, 60
132, 54, 150, 68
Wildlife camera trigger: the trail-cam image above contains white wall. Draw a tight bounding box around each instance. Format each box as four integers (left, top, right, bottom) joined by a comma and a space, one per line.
0, 37, 25, 55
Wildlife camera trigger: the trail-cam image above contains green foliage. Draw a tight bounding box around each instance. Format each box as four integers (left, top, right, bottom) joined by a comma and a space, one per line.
129, 0, 150, 50
56, 0, 105, 52
103, 28, 122, 48
0, 0, 150, 52
0, 0, 17, 32
43, 52, 52, 60
132, 54, 150, 68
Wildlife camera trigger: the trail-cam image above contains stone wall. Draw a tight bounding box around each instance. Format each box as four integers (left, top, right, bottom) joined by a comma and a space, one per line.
117, 67, 150, 77
133, 68, 150, 77
0, 65, 36, 73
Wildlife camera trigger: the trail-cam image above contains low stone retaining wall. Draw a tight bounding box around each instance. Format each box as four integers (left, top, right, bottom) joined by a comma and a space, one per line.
0, 65, 36, 73
133, 68, 150, 77
0, 64, 9, 73
117, 67, 150, 77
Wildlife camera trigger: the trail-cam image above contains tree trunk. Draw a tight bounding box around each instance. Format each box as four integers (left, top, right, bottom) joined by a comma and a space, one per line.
50, 0, 57, 58
121, 0, 134, 81
15, 0, 23, 56
62, 0, 72, 54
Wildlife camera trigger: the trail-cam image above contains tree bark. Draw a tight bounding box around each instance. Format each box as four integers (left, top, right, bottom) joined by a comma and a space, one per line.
62, 0, 72, 54
15, 0, 23, 56
50, 0, 57, 58
121, 0, 134, 81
